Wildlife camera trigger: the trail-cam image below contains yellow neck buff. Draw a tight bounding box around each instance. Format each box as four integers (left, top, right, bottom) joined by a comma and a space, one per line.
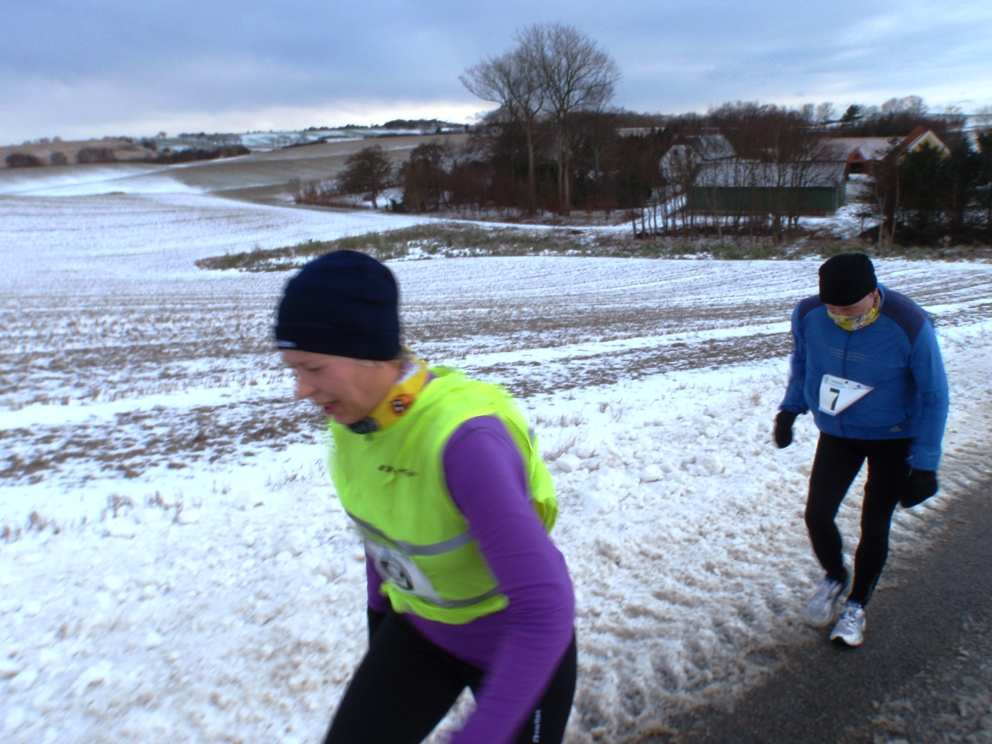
827, 292, 881, 332
347, 357, 431, 434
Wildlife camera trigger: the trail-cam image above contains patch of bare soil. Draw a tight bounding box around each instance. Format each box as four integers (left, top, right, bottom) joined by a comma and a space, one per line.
469, 335, 793, 399
4, 260, 992, 488
180, 133, 468, 204
1, 138, 154, 167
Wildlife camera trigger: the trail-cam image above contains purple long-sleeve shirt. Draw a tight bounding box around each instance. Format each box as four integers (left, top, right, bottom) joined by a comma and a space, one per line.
364, 415, 575, 744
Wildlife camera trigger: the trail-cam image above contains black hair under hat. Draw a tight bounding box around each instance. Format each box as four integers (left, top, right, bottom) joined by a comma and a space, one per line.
818, 253, 877, 307
274, 250, 400, 360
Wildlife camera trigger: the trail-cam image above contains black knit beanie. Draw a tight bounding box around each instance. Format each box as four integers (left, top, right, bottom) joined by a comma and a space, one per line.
818, 253, 877, 306
274, 250, 400, 360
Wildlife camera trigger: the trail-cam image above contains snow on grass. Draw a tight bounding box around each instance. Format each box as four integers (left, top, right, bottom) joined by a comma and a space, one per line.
0, 164, 205, 197
0, 190, 433, 283
3, 188, 992, 742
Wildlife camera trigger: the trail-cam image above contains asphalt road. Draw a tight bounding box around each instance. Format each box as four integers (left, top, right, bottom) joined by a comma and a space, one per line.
654, 479, 992, 744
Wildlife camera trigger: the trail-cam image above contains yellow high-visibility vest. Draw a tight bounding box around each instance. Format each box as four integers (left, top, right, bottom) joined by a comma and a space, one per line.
330, 368, 557, 624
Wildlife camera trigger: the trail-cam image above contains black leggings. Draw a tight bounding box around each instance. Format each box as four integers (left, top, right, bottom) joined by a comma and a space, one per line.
804, 433, 911, 606
324, 612, 577, 744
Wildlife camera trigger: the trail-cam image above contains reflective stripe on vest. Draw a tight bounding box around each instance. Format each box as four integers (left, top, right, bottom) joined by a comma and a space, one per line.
349, 513, 504, 609
349, 512, 474, 555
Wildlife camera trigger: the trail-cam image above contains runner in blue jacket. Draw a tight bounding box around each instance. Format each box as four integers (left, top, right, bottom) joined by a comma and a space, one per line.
775, 253, 949, 647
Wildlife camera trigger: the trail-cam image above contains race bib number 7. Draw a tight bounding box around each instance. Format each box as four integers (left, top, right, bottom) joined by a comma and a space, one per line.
819, 374, 873, 416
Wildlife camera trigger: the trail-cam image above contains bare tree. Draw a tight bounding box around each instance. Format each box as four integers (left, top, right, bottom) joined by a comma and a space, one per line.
975, 105, 992, 131
521, 23, 620, 215
338, 145, 394, 208
660, 142, 701, 233
881, 95, 928, 116
815, 102, 836, 123
461, 49, 546, 214
400, 141, 453, 213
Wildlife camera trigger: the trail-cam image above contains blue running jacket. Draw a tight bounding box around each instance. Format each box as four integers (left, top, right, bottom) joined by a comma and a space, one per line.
780, 284, 949, 470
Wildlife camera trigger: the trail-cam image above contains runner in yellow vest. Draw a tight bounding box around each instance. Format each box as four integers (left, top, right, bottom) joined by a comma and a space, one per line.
276, 250, 576, 744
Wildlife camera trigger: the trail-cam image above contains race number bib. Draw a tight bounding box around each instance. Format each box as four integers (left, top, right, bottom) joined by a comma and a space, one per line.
365, 540, 443, 603
819, 374, 873, 416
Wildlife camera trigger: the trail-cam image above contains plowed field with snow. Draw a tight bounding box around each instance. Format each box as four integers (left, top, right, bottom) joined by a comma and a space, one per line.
3, 175, 992, 743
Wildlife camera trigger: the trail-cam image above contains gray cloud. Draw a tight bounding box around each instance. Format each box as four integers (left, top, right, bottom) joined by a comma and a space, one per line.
4, 0, 991, 143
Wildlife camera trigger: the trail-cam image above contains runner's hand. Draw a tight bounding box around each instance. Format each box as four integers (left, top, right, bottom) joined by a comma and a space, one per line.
902, 468, 938, 508
774, 410, 798, 449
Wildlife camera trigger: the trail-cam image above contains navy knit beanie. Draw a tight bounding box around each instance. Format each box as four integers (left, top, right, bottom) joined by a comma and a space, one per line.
818, 253, 877, 306
274, 250, 400, 360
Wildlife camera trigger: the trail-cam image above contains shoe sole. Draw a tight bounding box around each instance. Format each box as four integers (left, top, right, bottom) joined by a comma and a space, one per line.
830, 633, 864, 647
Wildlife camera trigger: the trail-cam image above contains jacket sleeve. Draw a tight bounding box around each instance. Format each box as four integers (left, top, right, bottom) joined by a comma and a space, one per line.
907, 319, 949, 470
780, 302, 811, 414
443, 417, 575, 744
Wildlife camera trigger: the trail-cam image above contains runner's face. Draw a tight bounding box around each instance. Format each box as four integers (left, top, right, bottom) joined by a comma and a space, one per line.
281, 350, 395, 425
825, 289, 877, 318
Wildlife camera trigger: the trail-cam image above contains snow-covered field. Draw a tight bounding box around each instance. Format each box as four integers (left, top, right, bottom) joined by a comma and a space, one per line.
3, 173, 992, 743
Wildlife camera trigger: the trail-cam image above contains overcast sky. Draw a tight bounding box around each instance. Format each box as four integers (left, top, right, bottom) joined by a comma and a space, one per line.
4, 0, 992, 145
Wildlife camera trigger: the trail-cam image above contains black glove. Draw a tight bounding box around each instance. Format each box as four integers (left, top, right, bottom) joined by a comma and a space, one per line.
902, 468, 938, 508
774, 410, 799, 449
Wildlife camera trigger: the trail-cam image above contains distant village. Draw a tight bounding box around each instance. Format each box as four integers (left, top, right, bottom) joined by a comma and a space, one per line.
291, 100, 991, 247
4, 101, 990, 247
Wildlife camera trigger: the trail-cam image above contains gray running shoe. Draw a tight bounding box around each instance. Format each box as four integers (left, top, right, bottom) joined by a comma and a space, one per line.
806, 576, 847, 627
830, 600, 866, 646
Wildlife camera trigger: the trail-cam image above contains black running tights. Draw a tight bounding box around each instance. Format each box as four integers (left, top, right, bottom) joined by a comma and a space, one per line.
804, 433, 911, 607
324, 611, 577, 744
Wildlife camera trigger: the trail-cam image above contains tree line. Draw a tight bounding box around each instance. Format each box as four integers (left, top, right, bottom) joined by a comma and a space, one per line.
874, 131, 992, 246
292, 24, 992, 246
